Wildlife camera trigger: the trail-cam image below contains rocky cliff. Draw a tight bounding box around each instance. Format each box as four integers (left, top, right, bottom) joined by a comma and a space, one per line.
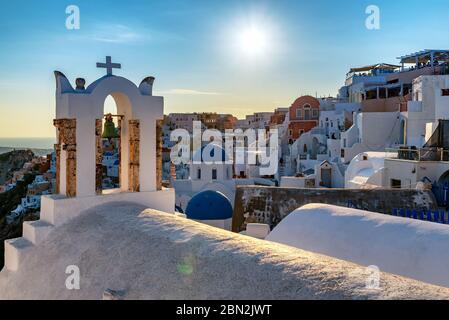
0, 150, 34, 185
0, 150, 38, 269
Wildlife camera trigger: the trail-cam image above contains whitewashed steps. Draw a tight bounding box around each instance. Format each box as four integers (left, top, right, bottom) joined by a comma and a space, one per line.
23, 220, 54, 245
4, 237, 33, 271
4, 220, 55, 272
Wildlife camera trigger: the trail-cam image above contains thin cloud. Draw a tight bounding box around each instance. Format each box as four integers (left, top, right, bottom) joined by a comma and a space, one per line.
91, 24, 144, 43
68, 23, 183, 44
158, 89, 222, 95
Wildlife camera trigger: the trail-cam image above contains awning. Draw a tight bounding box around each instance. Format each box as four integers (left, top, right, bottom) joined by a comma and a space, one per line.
349, 63, 401, 73
397, 50, 449, 64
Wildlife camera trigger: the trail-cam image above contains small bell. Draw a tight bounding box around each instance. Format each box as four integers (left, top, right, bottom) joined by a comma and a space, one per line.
102, 113, 119, 140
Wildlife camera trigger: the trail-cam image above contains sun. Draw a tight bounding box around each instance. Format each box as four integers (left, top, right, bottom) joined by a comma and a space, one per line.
237, 25, 269, 57
225, 12, 278, 64
239, 26, 267, 56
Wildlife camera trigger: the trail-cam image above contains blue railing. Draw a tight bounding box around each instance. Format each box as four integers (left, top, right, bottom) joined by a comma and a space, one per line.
392, 208, 448, 224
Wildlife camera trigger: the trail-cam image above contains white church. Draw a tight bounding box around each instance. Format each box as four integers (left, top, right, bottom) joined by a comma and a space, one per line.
171, 141, 275, 230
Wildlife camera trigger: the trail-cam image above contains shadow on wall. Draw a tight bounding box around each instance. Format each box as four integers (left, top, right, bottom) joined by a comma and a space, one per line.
232, 186, 437, 232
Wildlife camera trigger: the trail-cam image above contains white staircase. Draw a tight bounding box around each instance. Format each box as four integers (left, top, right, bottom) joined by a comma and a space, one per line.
4, 237, 34, 271
22, 220, 54, 245
4, 219, 56, 272
4, 196, 59, 272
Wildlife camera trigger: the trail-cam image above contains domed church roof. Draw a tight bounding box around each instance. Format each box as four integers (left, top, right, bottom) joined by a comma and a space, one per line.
185, 190, 233, 220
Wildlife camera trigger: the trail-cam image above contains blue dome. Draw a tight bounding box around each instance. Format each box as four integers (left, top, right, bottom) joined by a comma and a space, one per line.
193, 143, 228, 162
185, 190, 233, 220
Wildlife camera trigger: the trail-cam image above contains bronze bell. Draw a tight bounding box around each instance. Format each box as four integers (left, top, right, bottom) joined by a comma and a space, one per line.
102, 113, 119, 140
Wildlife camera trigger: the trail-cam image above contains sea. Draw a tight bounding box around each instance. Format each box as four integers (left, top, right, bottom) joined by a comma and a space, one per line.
0, 137, 55, 156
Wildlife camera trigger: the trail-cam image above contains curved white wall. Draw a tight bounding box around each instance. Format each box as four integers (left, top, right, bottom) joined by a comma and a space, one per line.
345, 152, 388, 188
266, 203, 449, 288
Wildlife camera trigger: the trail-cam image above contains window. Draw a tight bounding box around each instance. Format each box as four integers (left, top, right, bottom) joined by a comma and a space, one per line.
212, 168, 217, 180
312, 109, 318, 118
303, 105, 311, 120
299, 129, 304, 136
391, 179, 401, 188
442, 89, 449, 96
296, 109, 302, 119
343, 139, 346, 148
289, 129, 293, 136
197, 168, 201, 179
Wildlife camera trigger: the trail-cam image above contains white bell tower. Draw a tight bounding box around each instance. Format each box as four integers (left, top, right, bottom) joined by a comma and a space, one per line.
44, 56, 174, 225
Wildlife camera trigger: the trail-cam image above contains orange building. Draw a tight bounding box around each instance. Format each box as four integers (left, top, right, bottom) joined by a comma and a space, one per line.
288, 95, 320, 142
269, 107, 289, 127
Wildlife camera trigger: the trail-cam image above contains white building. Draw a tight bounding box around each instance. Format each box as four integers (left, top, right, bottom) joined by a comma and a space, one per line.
172, 143, 255, 213
340, 111, 402, 163
345, 152, 393, 189
345, 75, 449, 204
172, 141, 275, 220
167, 113, 200, 132
401, 75, 449, 147
235, 112, 273, 130
282, 101, 360, 187
102, 151, 119, 177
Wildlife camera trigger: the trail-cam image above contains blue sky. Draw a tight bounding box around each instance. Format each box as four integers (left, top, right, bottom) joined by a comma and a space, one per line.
0, 0, 448, 137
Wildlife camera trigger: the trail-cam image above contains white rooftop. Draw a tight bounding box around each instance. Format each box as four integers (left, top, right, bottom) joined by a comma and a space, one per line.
2, 202, 449, 299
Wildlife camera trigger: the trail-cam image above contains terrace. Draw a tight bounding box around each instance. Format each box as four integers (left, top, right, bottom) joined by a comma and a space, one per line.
345, 63, 398, 86
345, 50, 449, 86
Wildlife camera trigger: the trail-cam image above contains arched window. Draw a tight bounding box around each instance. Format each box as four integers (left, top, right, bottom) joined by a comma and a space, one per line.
212, 168, 217, 180
197, 168, 201, 179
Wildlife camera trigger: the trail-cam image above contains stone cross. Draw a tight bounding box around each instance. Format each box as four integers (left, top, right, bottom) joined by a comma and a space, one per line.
96, 56, 121, 76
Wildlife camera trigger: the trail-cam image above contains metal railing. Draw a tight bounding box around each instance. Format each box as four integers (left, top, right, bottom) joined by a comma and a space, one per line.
385, 147, 449, 162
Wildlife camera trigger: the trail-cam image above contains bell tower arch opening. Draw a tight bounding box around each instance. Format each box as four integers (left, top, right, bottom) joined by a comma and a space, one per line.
100, 95, 120, 192
96, 91, 135, 194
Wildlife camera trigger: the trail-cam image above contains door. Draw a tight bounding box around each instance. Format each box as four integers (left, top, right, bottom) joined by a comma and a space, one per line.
321, 168, 332, 188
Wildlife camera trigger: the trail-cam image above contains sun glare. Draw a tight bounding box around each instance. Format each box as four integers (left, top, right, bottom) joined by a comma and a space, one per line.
223, 11, 280, 65
238, 26, 268, 56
